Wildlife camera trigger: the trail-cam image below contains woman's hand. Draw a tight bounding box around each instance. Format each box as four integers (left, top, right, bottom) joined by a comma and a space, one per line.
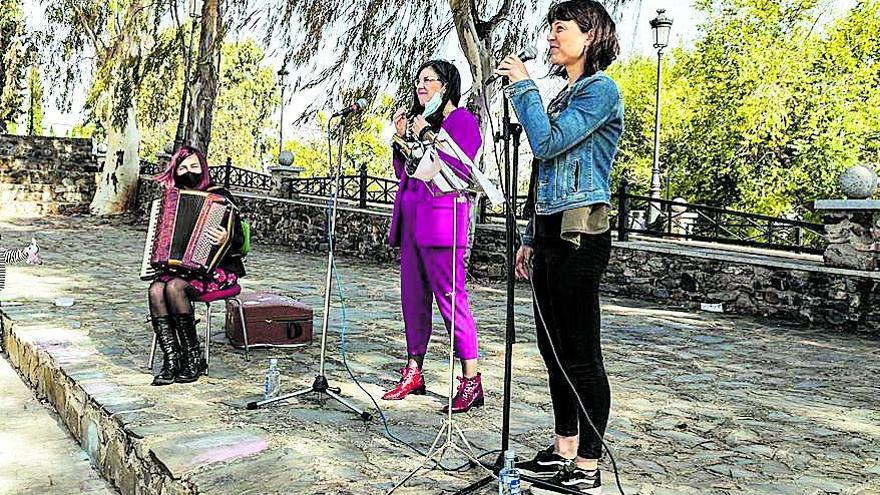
206, 226, 229, 246
494, 55, 531, 83
393, 107, 408, 137
412, 115, 431, 140
515, 245, 534, 280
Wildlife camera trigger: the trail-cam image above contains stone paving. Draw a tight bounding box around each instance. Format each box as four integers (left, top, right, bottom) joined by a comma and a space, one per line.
1, 215, 879, 495
0, 350, 117, 495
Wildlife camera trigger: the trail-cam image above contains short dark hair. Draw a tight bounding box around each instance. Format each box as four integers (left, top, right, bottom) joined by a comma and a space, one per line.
408, 60, 462, 131
547, 0, 620, 78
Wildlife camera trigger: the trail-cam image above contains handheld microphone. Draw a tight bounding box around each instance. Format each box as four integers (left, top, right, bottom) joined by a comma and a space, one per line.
331, 98, 368, 118
484, 46, 539, 85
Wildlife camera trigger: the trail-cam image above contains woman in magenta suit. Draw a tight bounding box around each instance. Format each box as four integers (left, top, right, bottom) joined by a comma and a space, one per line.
382, 60, 484, 413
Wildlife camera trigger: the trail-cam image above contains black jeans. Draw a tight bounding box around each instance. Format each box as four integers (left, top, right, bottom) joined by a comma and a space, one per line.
532, 231, 612, 459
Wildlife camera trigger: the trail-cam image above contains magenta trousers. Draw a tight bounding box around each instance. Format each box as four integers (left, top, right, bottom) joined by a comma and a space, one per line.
399, 220, 479, 360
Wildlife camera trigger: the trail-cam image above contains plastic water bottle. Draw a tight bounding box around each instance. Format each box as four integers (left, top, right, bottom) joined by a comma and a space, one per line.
498, 449, 521, 495
263, 359, 281, 400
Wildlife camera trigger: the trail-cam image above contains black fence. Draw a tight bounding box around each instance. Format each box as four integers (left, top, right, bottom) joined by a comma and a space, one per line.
613, 179, 825, 254
139, 158, 826, 254
139, 157, 272, 192
287, 163, 398, 207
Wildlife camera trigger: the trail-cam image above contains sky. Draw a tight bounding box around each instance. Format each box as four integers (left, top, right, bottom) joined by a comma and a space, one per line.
25, 0, 856, 140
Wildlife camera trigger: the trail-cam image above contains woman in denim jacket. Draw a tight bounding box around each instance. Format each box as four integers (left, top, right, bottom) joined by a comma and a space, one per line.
494, 1, 623, 493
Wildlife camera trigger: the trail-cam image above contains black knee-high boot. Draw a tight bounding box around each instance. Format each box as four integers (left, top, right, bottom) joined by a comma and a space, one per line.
152, 316, 180, 386
173, 313, 203, 383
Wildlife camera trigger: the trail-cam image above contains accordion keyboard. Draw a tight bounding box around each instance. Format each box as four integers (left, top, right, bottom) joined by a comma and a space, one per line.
139, 199, 162, 280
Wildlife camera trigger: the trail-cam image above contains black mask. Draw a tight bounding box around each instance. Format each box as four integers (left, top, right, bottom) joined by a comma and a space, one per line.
176, 172, 202, 189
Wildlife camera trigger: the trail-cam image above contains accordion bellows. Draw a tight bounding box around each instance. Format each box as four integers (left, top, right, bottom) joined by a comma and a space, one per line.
140, 189, 236, 281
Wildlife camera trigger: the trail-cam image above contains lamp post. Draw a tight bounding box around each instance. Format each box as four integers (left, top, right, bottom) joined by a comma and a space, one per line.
173, 0, 201, 152
648, 8, 673, 226
277, 68, 289, 156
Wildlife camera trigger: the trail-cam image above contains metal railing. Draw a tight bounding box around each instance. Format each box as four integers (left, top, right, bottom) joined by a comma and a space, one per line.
139, 157, 826, 254
613, 179, 825, 254
139, 157, 272, 192
287, 163, 397, 208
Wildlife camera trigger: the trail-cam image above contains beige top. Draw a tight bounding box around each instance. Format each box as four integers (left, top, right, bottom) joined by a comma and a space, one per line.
561, 204, 611, 246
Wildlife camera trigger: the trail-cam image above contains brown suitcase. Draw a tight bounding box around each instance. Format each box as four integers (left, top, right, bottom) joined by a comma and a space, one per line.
225, 292, 313, 348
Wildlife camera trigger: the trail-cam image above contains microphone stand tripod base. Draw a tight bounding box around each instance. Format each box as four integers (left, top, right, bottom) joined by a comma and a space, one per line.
246, 375, 373, 421
386, 416, 494, 495
385, 193, 494, 495
245, 115, 370, 422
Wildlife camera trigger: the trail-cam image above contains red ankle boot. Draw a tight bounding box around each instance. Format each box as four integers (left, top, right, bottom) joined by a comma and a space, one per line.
382, 366, 426, 400
442, 373, 484, 413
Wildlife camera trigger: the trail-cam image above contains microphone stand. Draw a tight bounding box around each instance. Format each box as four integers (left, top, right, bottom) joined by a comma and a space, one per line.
246, 114, 371, 422
385, 129, 500, 495
453, 80, 584, 495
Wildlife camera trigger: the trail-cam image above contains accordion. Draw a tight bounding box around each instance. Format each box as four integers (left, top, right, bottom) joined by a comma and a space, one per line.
139, 189, 237, 281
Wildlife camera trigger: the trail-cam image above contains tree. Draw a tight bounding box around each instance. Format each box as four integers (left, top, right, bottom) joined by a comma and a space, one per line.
607, 0, 880, 218
671, 0, 880, 215
185, 0, 223, 154
26, 67, 44, 136
0, 0, 34, 133
44, 0, 172, 215
261, 0, 632, 139
138, 33, 280, 170
281, 95, 396, 178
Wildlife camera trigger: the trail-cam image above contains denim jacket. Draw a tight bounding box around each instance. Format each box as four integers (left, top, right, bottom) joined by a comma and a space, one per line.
505, 72, 623, 247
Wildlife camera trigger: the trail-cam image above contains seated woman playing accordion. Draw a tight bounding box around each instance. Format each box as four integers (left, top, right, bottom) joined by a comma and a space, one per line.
145, 146, 246, 386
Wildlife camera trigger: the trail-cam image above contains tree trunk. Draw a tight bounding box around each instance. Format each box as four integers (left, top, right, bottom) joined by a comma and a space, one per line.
88, 0, 148, 216
449, 0, 498, 259
89, 104, 141, 215
185, 0, 221, 154
448, 0, 496, 152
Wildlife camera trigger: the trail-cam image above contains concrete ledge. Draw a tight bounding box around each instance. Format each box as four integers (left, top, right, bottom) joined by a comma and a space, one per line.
619, 237, 880, 280
1, 312, 194, 495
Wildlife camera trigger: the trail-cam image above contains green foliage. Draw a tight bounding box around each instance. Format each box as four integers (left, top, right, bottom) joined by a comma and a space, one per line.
0, 0, 35, 132
260, 0, 631, 117
70, 122, 97, 138
44, 0, 166, 130
26, 67, 44, 135
138, 32, 280, 170
609, 0, 880, 217
280, 95, 395, 178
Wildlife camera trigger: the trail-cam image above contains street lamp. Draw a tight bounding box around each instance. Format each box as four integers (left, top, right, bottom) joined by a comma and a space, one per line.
277, 67, 290, 156
648, 8, 673, 226
173, 0, 201, 151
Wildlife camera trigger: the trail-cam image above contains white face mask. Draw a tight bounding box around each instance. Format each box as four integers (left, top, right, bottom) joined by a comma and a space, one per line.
422, 91, 444, 117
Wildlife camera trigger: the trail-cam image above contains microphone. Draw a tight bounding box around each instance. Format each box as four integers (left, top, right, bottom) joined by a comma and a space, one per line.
484, 46, 539, 85
331, 98, 368, 118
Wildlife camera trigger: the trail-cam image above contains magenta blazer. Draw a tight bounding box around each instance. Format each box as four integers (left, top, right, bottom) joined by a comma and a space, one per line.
387, 108, 482, 249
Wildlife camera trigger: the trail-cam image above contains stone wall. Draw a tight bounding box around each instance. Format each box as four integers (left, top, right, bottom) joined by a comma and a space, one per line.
603, 243, 880, 335
0, 134, 98, 217
134, 178, 880, 334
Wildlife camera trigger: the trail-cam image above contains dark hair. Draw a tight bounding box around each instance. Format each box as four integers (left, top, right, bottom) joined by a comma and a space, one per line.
408, 60, 462, 131
153, 145, 212, 191
547, 0, 620, 78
